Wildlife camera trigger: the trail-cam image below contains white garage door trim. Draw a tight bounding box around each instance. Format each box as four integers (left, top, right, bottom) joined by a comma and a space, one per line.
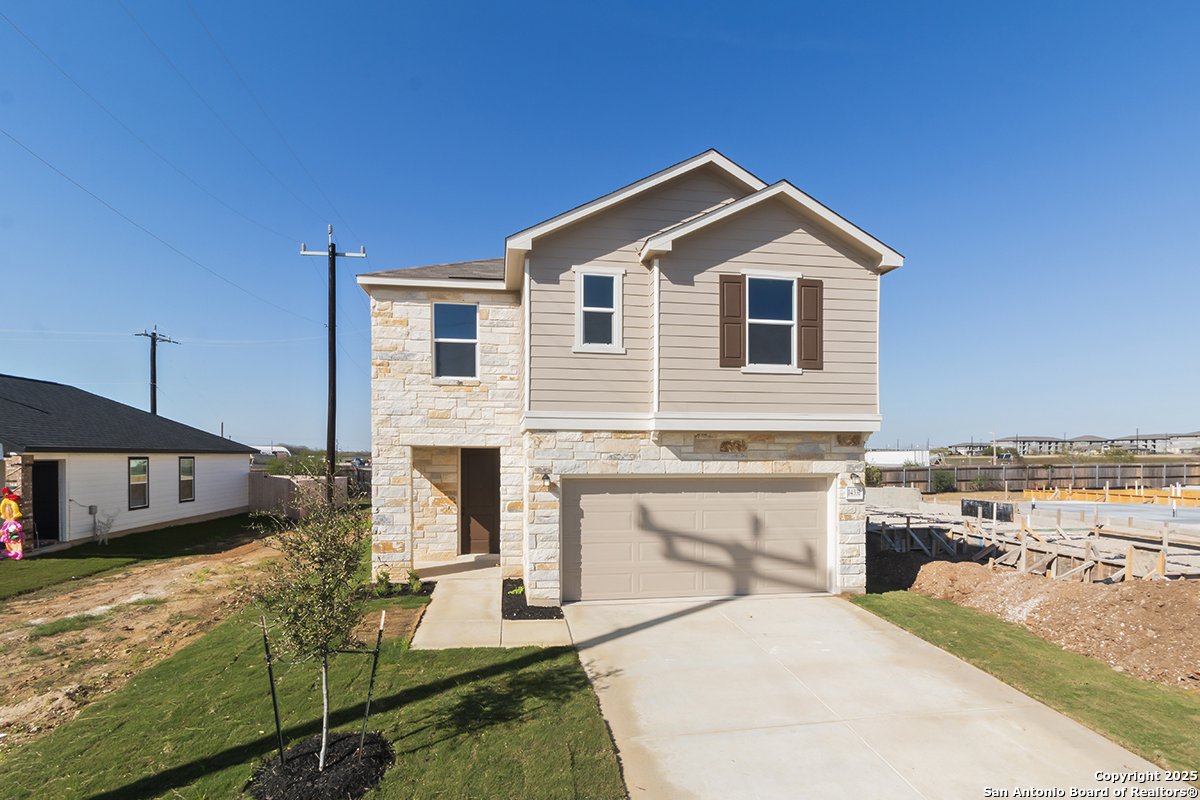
560, 474, 836, 602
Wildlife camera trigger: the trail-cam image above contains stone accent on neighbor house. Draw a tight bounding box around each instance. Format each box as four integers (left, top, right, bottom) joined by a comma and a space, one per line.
521, 431, 869, 605
367, 288, 523, 578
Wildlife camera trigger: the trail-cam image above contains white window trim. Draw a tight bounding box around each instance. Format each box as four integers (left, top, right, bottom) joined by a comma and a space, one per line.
745, 275, 800, 370
571, 265, 626, 354
431, 301, 480, 379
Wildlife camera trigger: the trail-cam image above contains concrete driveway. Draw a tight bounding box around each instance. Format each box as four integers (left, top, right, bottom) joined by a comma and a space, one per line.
566, 595, 1173, 800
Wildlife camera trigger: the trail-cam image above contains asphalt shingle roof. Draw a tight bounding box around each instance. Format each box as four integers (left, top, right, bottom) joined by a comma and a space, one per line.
359, 258, 504, 281
0, 375, 258, 455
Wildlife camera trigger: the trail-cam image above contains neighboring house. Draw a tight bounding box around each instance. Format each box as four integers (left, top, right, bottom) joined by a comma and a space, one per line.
0, 375, 257, 547
357, 151, 903, 605
948, 442, 990, 456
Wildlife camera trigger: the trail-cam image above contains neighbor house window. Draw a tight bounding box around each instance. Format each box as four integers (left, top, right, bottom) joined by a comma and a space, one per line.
179, 457, 195, 502
129, 457, 149, 510
433, 303, 477, 378
573, 266, 624, 353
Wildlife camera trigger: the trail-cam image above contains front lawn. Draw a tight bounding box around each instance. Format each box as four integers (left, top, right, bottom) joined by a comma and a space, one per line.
1, 605, 626, 799
0, 513, 261, 600
851, 588, 1200, 777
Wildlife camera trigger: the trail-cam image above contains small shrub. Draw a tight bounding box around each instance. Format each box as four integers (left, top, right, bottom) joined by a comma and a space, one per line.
406, 569, 422, 595
374, 569, 392, 599
931, 470, 956, 493
970, 473, 994, 492
864, 465, 882, 487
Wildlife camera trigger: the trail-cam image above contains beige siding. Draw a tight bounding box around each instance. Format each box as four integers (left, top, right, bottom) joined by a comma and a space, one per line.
659, 199, 880, 415
529, 168, 748, 413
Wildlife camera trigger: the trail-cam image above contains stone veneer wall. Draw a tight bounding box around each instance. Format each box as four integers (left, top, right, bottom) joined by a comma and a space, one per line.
521, 431, 868, 605
368, 288, 524, 578
411, 447, 459, 561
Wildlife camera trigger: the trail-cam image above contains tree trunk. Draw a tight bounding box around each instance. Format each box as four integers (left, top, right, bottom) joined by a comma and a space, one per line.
319, 650, 329, 771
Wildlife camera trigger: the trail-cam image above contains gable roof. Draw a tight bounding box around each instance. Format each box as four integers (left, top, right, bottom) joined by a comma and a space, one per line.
502, 149, 768, 289
0, 374, 258, 455
357, 258, 507, 291
639, 181, 903, 272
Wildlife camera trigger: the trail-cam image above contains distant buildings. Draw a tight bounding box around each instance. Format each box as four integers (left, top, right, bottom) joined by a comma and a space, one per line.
947, 432, 1200, 456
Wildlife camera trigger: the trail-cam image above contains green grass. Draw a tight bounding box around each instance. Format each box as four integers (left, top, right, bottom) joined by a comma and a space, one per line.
127, 597, 167, 607
851, 588, 1200, 776
27, 613, 107, 639
1, 605, 625, 799
0, 514, 262, 601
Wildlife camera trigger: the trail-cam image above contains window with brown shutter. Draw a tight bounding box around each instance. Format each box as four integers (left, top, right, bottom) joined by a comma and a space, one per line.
718, 274, 745, 367
797, 278, 823, 370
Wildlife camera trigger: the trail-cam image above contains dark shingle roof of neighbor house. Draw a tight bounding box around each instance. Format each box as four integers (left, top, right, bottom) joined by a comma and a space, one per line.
0, 374, 258, 455
359, 258, 504, 281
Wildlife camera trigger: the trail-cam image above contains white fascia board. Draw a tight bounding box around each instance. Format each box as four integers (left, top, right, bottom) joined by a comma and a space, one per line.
356, 276, 515, 293
640, 181, 904, 273
504, 150, 767, 289
522, 410, 881, 433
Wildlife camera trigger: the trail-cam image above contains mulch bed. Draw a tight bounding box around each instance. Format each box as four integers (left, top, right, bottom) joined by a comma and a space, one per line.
502, 579, 563, 620
247, 731, 394, 800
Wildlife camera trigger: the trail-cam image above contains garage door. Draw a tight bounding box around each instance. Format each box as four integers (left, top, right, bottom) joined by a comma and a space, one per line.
562, 477, 829, 602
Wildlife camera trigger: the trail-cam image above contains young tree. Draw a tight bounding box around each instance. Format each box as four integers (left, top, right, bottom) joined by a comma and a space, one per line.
253, 492, 368, 771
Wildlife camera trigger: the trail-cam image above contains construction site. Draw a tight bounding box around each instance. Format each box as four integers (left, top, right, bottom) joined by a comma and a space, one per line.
865, 486, 1200, 688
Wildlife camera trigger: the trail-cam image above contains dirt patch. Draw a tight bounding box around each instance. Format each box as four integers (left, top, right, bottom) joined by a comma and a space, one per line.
903, 557, 1200, 687
0, 539, 278, 750
351, 605, 426, 645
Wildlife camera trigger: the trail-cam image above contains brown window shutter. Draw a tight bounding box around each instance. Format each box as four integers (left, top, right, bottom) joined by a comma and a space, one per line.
797, 278, 823, 370
718, 274, 745, 367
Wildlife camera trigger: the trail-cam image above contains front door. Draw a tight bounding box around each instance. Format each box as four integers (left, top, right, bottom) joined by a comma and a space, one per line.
460, 448, 500, 554
31, 461, 60, 544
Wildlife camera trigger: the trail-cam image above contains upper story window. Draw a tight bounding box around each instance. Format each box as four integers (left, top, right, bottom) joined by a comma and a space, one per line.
718, 274, 823, 371
129, 457, 149, 510
179, 456, 195, 503
433, 303, 478, 378
573, 266, 625, 353
747, 277, 794, 366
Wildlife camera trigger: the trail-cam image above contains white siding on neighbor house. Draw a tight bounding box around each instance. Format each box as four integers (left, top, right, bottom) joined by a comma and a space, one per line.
658, 198, 880, 416
528, 167, 749, 413
31, 452, 250, 541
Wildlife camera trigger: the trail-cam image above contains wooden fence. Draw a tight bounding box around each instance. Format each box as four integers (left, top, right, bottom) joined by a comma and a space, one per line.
875, 463, 1200, 493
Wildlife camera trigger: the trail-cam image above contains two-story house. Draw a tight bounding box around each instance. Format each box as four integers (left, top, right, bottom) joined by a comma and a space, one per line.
357, 151, 902, 606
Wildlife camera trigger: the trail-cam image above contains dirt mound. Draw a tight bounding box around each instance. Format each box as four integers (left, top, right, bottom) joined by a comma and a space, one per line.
910, 560, 1200, 687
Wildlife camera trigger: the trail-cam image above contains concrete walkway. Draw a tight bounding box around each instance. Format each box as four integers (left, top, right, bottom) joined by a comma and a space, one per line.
566, 595, 1177, 800
409, 555, 571, 649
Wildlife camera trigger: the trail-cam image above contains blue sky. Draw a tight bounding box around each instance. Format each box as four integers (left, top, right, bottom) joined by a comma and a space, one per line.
3, 1, 1198, 451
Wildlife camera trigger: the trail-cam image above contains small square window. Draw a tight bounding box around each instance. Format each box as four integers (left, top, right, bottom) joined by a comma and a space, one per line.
129, 457, 149, 510
179, 457, 195, 503
433, 303, 477, 378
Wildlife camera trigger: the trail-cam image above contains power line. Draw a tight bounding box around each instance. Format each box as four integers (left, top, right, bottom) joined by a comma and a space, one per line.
183, 1, 376, 345
0, 10, 302, 243
0, 127, 322, 324
116, 0, 328, 224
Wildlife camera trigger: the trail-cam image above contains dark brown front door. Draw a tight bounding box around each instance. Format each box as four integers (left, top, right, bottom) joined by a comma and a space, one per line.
460, 448, 500, 554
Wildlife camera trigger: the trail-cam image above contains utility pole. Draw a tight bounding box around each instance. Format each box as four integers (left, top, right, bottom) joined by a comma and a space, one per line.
302, 226, 366, 504
135, 325, 180, 415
